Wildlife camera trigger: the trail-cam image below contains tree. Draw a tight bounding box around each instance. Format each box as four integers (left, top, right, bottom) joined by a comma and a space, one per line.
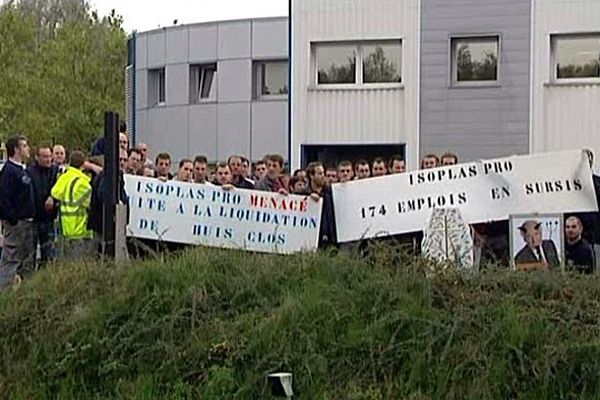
0, 0, 127, 150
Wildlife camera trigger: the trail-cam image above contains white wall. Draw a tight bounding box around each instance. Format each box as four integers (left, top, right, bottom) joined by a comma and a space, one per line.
291, 0, 420, 169
531, 0, 600, 171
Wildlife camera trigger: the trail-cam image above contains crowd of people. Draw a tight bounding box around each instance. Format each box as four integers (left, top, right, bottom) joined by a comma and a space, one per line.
1, 122, 599, 290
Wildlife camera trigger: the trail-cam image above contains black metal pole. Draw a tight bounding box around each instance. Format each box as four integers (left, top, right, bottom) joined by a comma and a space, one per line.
103, 111, 119, 258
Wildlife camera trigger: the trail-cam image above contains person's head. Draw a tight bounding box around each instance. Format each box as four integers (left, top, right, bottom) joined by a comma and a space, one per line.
35, 145, 53, 168
293, 169, 307, 181
52, 144, 66, 165
228, 155, 243, 178
119, 121, 127, 134
289, 176, 306, 193
325, 167, 339, 184
155, 153, 172, 177
177, 159, 193, 182
337, 160, 354, 182
565, 216, 584, 244
388, 155, 405, 174
69, 150, 86, 169
138, 142, 149, 161
306, 161, 325, 188
6, 135, 30, 163
254, 160, 267, 180
372, 157, 387, 177
119, 148, 128, 172
355, 160, 370, 179
421, 154, 439, 170
241, 157, 251, 178
518, 220, 543, 249
193, 155, 208, 183
143, 166, 155, 177
266, 154, 284, 179
119, 132, 129, 151
127, 148, 142, 173
215, 162, 232, 185
440, 152, 459, 166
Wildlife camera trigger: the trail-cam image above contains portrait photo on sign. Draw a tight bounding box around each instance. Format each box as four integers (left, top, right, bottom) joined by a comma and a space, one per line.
509, 214, 564, 271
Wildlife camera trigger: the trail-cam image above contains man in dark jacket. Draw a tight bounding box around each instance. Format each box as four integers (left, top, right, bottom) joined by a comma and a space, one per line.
228, 155, 254, 189
0, 135, 35, 290
297, 161, 336, 247
255, 154, 288, 194
564, 216, 594, 274
27, 145, 58, 267
88, 148, 128, 256
574, 150, 600, 270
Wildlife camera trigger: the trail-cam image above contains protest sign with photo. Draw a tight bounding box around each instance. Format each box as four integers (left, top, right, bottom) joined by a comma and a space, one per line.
332, 150, 598, 243
124, 176, 322, 254
509, 214, 564, 271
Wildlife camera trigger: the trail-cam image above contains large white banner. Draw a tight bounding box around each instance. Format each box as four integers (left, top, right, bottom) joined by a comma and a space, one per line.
124, 176, 322, 254
332, 150, 599, 243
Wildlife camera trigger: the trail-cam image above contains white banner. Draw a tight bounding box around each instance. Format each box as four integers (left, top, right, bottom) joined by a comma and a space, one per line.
124, 176, 322, 254
332, 150, 599, 243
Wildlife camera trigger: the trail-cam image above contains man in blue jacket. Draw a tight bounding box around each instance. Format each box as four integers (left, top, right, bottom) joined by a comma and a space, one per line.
0, 135, 35, 290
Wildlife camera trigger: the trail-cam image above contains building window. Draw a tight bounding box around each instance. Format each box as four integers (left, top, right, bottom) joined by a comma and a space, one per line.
551, 33, 600, 81
451, 36, 499, 85
362, 42, 402, 84
148, 68, 165, 106
254, 60, 288, 99
314, 41, 402, 86
190, 63, 217, 103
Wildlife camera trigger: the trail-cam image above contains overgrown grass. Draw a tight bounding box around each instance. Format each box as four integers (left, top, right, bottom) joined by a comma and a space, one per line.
1, 246, 600, 399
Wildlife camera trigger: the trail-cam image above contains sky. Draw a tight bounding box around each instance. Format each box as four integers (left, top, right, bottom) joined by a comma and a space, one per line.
91, 0, 288, 33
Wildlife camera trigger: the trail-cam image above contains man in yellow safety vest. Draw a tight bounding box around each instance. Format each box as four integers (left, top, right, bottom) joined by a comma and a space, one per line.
51, 150, 94, 260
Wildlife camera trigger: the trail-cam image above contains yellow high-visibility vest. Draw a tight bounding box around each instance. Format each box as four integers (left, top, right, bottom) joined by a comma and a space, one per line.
51, 166, 93, 239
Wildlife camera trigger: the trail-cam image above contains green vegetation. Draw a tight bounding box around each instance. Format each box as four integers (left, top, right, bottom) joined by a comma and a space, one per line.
0, 0, 127, 149
1, 247, 600, 399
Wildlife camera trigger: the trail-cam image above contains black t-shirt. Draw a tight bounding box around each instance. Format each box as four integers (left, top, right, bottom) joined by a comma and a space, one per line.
565, 238, 594, 274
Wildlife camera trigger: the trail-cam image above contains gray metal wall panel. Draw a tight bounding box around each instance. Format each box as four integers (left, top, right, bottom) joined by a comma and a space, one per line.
252, 19, 288, 59
166, 27, 188, 64
135, 69, 148, 110
218, 21, 251, 60
136, 35, 147, 69
420, 0, 532, 161
218, 59, 252, 103
136, 109, 148, 145
189, 105, 218, 161
147, 32, 166, 68
251, 101, 288, 161
217, 103, 251, 160
136, 18, 288, 163
166, 64, 189, 106
146, 107, 189, 165
189, 24, 218, 63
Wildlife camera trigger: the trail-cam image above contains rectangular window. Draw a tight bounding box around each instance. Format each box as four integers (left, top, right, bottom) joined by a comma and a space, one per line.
362, 42, 402, 84
254, 60, 288, 99
148, 68, 165, 106
552, 33, 600, 80
313, 40, 402, 86
190, 63, 217, 103
451, 36, 499, 85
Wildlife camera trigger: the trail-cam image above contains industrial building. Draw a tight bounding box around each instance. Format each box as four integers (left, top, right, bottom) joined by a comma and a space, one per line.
127, 0, 600, 171
126, 17, 289, 163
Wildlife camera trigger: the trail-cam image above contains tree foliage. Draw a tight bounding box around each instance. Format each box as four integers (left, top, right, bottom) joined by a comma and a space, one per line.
0, 0, 126, 150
